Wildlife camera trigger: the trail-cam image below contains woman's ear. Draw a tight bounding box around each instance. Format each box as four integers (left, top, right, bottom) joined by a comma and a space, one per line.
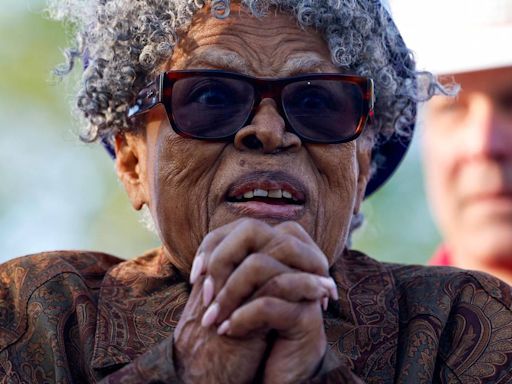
354, 138, 372, 214
114, 132, 150, 210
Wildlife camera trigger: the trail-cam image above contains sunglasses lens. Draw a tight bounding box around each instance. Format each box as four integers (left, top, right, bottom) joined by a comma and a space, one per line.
171, 76, 254, 139
283, 79, 364, 142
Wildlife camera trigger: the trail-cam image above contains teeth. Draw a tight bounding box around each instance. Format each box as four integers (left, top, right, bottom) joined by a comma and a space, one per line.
268, 189, 282, 198
234, 189, 296, 201
253, 189, 268, 197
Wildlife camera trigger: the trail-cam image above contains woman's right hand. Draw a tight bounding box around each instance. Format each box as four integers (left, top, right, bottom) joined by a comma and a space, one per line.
173, 271, 267, 384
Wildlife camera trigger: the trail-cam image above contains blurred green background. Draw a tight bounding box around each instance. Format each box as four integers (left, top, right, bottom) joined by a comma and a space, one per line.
0, 0, 441, 264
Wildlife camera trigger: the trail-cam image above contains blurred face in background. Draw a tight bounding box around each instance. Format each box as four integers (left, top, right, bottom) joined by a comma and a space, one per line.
423, 66, 512, 275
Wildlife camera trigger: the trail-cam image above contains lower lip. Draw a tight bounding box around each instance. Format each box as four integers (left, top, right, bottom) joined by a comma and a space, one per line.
226, 201, 305, 220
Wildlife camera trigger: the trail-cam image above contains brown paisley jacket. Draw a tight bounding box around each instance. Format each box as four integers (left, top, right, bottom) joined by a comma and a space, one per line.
1, 248, 512, 383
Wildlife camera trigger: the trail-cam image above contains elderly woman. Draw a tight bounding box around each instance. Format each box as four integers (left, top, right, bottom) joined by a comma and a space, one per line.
1, 0, 512, 382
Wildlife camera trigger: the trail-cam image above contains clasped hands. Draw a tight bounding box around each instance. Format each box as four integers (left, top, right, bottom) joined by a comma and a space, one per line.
173, 218, 338, 384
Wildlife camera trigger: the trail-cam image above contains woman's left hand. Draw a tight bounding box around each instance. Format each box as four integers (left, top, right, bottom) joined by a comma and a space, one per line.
190, 218, 338, 383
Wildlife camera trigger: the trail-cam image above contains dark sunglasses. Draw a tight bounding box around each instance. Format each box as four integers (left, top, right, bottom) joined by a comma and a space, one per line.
128, 70, 374, 144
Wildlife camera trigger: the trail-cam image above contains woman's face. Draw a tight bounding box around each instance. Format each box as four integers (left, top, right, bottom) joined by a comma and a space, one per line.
117, 5, 371, 272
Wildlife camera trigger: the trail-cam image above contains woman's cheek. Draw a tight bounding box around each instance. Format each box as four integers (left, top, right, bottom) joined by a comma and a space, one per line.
151, 136, 224, 268
310, 144, 358, 260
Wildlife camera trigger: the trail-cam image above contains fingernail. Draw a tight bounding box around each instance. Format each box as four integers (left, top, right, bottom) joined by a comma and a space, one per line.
201, 303, 219, 327
203, 276, 214, 307
319, 276, 335, 289
322, 297, 329, 311
331, 284, 339, 301
320, 277, 338, 300
217, 319, 231, 335
190, 252, 204, 284
319, 277, 336, 295
320, 277, 338, 301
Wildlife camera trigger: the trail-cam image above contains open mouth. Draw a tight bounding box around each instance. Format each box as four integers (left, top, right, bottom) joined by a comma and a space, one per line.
224, 171, 307, 219
226, 187, 304, 205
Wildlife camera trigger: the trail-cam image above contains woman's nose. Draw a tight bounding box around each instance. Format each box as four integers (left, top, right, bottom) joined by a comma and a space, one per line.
464, 93, 512, 160
233, 98, 301, 153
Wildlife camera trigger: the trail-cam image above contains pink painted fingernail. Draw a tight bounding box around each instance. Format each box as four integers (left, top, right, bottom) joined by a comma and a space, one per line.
331, 283, 339, 301
319, 277, 337, 299
319, 276, 335, 289
201, 303, 219, 327
190, 252, 204, 284
322, 297, 329, 311
203, 276, 214, 307
217, 320, 231, 335
320, 277, 338, 301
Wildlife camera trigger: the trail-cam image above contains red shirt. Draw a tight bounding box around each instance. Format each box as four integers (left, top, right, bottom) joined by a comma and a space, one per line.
428, 244, 453, 266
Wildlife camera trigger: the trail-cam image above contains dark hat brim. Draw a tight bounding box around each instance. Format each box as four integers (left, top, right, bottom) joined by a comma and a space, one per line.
364, 125, 414, 198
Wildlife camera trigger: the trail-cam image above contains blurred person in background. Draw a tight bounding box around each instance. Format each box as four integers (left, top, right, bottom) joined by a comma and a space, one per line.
391, 0, 512, 284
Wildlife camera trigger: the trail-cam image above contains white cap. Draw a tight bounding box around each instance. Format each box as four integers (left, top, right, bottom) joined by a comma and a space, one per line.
388, 0, 512, 74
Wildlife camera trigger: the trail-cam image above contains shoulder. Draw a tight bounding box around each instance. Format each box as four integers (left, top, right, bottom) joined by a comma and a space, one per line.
346, 250, 512, 312
386, 262, 512, 311
0, 250, 123, 297
384, 262, 512, 382
346, 251, 512, 381
0, 250, 123, 349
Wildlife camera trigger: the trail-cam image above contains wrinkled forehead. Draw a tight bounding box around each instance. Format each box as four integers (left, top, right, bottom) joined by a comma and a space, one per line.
168, 5, 339, 77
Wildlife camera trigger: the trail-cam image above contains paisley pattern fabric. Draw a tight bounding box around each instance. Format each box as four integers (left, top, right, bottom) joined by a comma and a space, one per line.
1, 248, 512, 383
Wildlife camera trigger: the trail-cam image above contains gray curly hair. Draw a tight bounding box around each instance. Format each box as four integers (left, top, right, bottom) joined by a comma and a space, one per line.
48, 0, 450, 151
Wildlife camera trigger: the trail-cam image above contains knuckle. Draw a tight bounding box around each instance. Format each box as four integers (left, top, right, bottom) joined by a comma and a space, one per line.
316, 254, 329, 275
270, 234, 299, 257
202, 231, 218, 248
236, 219, 255, 236
316, 253, 329, 272
216, 284, 234, 306
207, 258, 225, 277
279, 235, 328, 275
207, 252, 227, 276
255, 296, 276, 312
322, 261, 329, 275
239, 217, 257, 228
234, 217, 250, 227
263, 275, 283, 295
280, 234, 301, 254
244, 253, 268, 274
278, 220, 303, 234
300, 272, 316, 288
239, 217, 269, 233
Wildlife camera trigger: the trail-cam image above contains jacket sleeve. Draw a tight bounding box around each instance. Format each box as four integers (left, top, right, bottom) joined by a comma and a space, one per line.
97, 337, 181, 383
306, 349, 365, 384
